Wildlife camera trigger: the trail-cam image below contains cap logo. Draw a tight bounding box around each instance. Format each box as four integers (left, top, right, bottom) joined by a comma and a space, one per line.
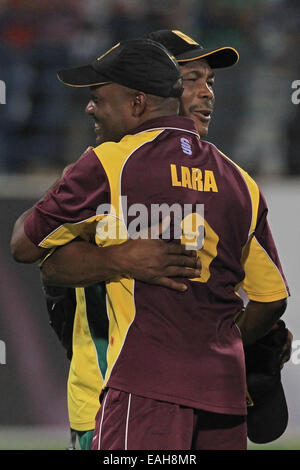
97, 43, 120, 61
172, 30, 199, 46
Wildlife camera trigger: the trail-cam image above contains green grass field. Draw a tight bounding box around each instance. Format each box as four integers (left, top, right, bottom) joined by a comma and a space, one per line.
0, 426, 299, 450
248, 440, 300, 450
0, 426, 71, 450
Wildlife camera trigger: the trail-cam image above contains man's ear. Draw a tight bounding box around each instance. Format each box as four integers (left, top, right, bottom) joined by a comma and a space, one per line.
131, 92, 147, 117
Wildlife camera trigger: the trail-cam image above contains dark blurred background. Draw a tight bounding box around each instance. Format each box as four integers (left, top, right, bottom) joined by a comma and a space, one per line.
0, 0, 300, 175
0, 0, 300, 449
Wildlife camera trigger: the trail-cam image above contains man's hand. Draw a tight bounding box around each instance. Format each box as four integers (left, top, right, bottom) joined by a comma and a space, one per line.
114, 238, 201, 291
42, 238, 201, 292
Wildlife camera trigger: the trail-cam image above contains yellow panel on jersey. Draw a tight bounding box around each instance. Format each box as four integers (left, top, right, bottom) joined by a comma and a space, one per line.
39, 217, 102, 249
240, 235, 289, 302
92, 130, 164, 387
218, 149, 260, 237
212, 147, 287, 303
68, 287, 103, 431
94, 129, 163, 383
237, 169, 259, 237
93, 129, 164, 222
104, 278, 135, 387
93, 130, 164, 248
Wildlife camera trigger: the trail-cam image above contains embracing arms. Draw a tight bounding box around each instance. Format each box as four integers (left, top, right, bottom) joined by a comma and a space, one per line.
11, 210, 201, 292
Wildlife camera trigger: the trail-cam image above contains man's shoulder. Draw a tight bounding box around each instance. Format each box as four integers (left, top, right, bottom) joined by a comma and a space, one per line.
200, 139, 236, 162
93, 129, 166, 159
202, 140, 258, 183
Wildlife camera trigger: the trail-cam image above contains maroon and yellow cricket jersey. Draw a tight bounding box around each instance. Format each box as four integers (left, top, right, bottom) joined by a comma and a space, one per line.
25, 116, 289, 415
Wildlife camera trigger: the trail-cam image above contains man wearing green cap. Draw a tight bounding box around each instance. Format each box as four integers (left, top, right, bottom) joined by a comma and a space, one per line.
11, 34, 289, 450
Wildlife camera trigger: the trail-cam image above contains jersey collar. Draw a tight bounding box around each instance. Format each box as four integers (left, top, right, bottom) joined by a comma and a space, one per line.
130, 115, 199, 137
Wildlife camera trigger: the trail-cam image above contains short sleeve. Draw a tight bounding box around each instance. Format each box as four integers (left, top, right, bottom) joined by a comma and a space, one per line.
24, 148, 110, 248
240, 190, 290, 302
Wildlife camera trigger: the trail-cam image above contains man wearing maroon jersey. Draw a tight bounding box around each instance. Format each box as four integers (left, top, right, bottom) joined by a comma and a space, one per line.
11, 37, 289, 450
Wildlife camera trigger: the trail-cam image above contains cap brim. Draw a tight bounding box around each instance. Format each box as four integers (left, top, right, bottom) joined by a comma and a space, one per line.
57, 64, 111, 87
247, 381, 288, 444
176, 46, 239, 68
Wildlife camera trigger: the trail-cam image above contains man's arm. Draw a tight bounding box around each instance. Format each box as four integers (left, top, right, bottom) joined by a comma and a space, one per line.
11, 209, 202, 292
235, 298, 288, 347
10, 208, 48, 263
41, 238, 201, 292
10, 155, 79, 264
10, 146, 201, 291
11, 147, 94, 264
